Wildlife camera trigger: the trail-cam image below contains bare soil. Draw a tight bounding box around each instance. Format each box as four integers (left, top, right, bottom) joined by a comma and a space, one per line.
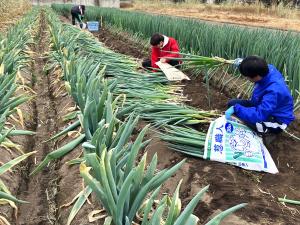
0, 11, 99, 225
90, 26, 300, 225
95, 27, 149, 59
128, 4, 300, 32
28, 12, 100, 225
16, 12, 59, 225
0, 1, 31, 33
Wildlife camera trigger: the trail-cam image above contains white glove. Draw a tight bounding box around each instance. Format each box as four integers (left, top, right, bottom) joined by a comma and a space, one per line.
233, 58, 243, 68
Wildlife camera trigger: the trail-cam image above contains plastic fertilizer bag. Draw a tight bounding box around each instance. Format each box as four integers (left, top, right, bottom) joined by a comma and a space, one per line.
204, 116, 278, 174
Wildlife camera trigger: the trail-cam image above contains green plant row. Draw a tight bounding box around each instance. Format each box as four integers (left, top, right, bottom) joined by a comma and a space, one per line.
0, 8, 39, 219
52, 3, 300, 105
31, 7, 246, 225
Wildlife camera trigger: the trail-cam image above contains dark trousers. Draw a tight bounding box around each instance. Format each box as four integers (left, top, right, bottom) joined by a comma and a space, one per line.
142, 59, 180, 69
228, 99, 283, 134
71, 12, 81, 25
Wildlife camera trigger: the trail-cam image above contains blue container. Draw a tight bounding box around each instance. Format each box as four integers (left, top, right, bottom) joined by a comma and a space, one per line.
87, 21, 100, 32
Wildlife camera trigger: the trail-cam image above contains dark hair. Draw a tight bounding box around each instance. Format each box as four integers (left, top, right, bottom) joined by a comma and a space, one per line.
81, 5, 85, 12
239, 56, 269, 78
150, 33, 164, 46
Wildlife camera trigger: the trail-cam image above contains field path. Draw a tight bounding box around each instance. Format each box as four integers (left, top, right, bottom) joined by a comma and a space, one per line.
16, 11, 59, 225
127, 5, 300, 32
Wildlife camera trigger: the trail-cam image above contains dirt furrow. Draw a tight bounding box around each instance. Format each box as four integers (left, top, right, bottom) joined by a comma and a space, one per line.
16, 11, 59, 225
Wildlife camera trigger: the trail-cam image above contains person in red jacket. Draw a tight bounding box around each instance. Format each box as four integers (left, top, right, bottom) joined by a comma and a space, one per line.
142, 33, 181, 71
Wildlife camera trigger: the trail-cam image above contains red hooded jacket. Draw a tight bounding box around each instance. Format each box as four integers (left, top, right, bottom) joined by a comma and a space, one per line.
151, 36, 181, 69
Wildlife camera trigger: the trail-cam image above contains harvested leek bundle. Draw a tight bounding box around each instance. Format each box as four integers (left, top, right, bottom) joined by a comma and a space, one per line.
140, 103, 218, 126
161, 125, 206, 158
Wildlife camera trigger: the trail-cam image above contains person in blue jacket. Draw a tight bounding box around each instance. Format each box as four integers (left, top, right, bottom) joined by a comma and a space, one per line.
225, 56, 295, 134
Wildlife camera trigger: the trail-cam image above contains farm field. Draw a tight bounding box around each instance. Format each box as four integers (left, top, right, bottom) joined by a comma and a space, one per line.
127, 1, 300, 32
0, 0, 31, 32
0, 2, 299, 225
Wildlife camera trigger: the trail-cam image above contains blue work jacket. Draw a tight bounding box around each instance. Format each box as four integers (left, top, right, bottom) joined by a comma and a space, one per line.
234, 65, 295, 125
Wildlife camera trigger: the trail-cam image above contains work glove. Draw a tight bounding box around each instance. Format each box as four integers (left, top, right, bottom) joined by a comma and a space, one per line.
225, 106, 235, 120
233, 58, 243, 68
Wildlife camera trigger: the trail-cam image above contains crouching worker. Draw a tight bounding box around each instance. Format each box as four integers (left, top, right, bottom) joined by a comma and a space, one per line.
142, 33, 181, 71
71, 5, 85, 28
225, 56, 295, 134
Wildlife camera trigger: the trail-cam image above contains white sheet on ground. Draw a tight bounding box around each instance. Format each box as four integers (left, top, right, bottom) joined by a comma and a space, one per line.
155, 61, 190, 81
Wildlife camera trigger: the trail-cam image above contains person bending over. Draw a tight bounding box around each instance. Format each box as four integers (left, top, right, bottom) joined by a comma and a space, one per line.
71, 5, 85, 28
225, 56, 294, 134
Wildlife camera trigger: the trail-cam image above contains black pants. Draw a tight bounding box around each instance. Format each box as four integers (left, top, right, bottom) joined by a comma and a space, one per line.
142, 59, 180, 69
71, 12, 81, 25
228, 99, 284, 134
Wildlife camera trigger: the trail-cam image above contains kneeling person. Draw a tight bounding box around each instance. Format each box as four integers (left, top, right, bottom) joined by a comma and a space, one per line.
142, 33, 181, 71
225, 56, 294, 134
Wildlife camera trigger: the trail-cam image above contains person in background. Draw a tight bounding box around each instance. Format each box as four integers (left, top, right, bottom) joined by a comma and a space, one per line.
225, 55, 295, 134
142, 33, 181, 71
71, 5, 85, 28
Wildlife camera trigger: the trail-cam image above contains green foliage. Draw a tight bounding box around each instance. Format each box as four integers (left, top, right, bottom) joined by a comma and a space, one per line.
52, 3, 300, 105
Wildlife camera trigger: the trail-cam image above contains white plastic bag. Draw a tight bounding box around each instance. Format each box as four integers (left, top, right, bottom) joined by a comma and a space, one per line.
81, 22, 87, 29
204, 116, 278, 174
